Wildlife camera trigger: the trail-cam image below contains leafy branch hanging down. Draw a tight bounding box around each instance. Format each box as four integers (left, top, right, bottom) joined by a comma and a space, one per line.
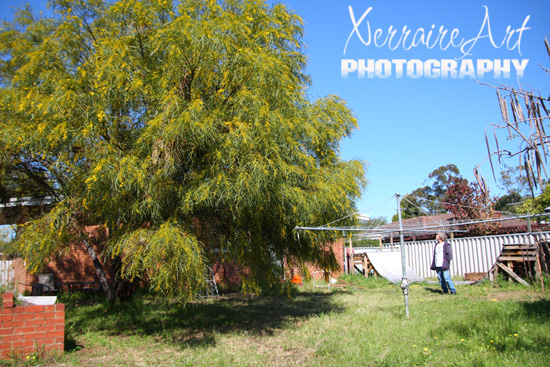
476, 35, 550, 195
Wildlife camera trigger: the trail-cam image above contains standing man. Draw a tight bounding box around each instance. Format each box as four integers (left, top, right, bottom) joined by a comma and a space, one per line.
430, 232, 457, 294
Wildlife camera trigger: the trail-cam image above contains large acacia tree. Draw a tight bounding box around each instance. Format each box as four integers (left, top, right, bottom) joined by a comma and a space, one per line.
0, 0, 365, 300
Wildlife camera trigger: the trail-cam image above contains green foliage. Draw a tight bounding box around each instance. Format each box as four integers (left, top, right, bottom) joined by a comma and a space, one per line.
0, 225, 16, 256
351, 238, 379, 247
518, 184, 550, 215
337, 273, 392, 288
494, 191, 522, 214
393, 164, 460, 221
0, 0, 365, 300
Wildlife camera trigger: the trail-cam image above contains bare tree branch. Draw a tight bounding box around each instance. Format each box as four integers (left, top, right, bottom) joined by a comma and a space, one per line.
476, 37, 550, 195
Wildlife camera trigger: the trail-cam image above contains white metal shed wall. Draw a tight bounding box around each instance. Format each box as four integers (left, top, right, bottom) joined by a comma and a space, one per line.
354, 232, 550, 279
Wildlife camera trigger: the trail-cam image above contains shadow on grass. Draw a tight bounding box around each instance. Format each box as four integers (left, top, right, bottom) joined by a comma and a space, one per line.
423, 286, 445, 295
64, 290, 347, 350
520, 298, 550, 319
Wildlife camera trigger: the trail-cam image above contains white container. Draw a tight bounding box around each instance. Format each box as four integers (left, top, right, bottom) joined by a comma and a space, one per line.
20, 296, 57, 305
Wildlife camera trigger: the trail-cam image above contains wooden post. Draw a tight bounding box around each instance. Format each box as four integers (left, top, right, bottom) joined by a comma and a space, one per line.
348, 234, 353, 274
536, 243, 544, 291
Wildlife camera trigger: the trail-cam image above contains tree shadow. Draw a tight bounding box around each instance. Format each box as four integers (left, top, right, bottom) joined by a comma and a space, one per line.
64, 290, 347, 349
519, 298, 550, 319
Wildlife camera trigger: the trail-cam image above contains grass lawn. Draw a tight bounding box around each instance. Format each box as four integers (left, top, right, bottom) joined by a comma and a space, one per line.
4, 275, 549, 366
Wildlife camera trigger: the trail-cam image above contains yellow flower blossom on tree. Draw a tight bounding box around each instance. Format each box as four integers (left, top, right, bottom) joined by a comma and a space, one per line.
0, 0, 366, 302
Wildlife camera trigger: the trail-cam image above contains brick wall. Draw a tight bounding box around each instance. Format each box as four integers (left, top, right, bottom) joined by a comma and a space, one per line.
210, 262, 241, 285
208, 239, 345, 286
0, 292, 64, 359
11, 232, 344, 292
13, 243, 114, 295
12, 225, 114, 295
294, 238, 346, 279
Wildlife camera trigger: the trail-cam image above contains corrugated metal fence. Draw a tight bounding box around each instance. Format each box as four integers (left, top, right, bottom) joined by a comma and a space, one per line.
0, 259, 14, 288
355, 232, 550, 279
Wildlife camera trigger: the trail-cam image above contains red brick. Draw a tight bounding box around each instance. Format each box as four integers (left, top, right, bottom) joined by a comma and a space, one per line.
54, 337, 64, 344
16, 313, 34, 321
17, 326, 36, 334
12, 226, 115, 296
23, 332, 44, 341
0, 349, 11, 358
38, 312, 55, 319
10, 307, 26, 314
45, 318, 64, 325
55, 304, 65, 312
0, 328, 14, 336
24, 318, 49, 327
9, 340, 35, 349
2, 320, 24, 328
35, 325, 55, 333
0, 314, 14, 322
2, 292, 14, 308
38, 337, 56, 345
22, 340, 35, 348
24, 306, 46, 313
2, 334, 24, 343
45, 330, 64, 338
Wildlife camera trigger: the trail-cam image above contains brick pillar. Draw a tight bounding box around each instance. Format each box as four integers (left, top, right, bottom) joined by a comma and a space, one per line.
2, 292, 14, 308
0, 292, 65, 359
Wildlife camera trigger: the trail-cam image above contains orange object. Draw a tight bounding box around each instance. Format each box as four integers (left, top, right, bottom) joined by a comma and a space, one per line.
291, 275, 302, 284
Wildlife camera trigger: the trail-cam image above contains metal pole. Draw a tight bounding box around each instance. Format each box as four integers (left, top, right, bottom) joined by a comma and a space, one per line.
396, 194, 410, 319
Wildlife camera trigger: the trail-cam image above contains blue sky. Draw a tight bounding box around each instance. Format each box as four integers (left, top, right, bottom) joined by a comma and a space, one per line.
1, 0, 549, 221
284, 0, 550, 219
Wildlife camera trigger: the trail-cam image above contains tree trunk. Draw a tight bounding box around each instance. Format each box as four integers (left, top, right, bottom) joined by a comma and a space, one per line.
82, 236, 113, 300
111, 255, 138, 301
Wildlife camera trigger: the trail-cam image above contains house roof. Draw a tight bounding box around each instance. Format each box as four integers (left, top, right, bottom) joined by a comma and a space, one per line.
0, 197, 55, 225
357, 212, 550, 241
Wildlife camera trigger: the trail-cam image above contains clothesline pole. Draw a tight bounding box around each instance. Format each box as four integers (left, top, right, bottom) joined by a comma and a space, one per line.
396, 194, 410, 319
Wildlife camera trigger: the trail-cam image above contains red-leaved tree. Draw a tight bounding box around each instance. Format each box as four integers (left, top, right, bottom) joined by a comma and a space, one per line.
444, 176, 500, 236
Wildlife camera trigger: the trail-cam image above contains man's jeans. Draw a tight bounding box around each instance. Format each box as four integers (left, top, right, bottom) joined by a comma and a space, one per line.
435, 267, 456, 294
